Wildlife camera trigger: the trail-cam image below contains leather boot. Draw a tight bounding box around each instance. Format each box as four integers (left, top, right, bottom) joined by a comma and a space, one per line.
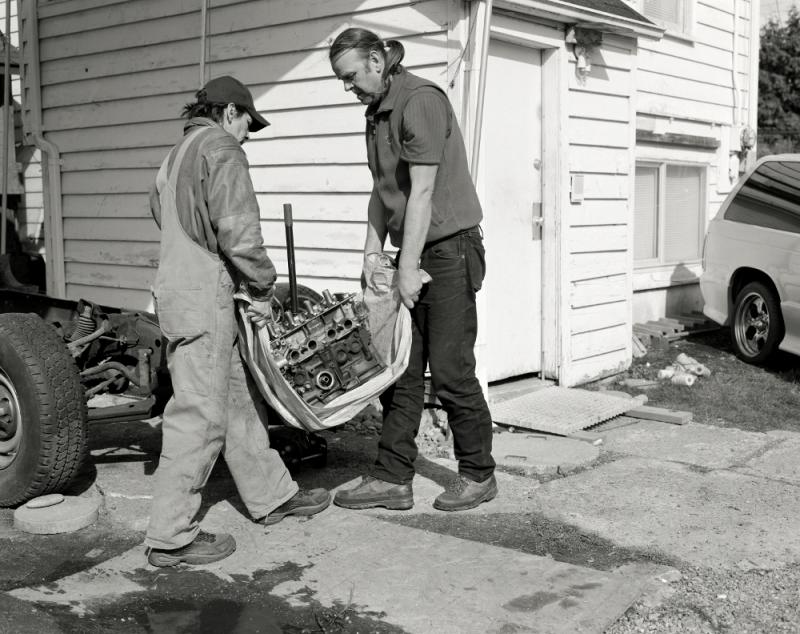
334, 475, 413, 510
147, 530, 236, 567
260, 488, 331, 526
433, 474, 498, 511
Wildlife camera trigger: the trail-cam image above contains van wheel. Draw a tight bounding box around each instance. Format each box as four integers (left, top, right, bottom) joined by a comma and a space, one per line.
731, 281, 784, 364
0, 313, 87, 507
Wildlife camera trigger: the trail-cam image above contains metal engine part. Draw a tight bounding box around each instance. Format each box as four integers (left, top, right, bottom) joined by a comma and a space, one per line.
267, 290, 384, 406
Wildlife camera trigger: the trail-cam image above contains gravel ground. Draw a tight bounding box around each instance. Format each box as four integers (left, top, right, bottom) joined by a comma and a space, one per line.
608, 563, 800, 633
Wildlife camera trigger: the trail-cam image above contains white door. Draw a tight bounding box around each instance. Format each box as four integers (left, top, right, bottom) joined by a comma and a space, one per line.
478, 39, 543, 382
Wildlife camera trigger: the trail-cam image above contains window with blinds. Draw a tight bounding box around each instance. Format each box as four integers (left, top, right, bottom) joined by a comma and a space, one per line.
634, 162, 705, 265
636, 0, 693, 36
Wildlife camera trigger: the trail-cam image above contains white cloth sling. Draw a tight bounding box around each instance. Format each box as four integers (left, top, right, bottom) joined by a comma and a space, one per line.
236, 253, 412, 432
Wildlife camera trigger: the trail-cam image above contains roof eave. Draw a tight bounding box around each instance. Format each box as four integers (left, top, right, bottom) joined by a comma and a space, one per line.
492, 0, 665, 40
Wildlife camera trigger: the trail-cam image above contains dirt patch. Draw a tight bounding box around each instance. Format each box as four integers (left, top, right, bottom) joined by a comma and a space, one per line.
587, 329, 800, 434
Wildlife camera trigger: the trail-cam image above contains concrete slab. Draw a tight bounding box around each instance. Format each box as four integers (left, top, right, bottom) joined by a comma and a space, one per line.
8, 499, 659, 634
527, 457, 800, 569
600, 421, 772, 469
736, 434, 800, 484
491, 430, 600, 476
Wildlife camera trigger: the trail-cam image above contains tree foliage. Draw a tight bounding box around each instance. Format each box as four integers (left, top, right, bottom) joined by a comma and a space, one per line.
759, 7, 800, 156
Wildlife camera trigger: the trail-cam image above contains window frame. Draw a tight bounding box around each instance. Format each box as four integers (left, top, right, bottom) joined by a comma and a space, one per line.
630, 0, 696, 41
634, 159, 708, 270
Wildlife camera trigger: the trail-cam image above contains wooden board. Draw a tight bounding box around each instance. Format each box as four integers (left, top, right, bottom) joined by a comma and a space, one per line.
623, 405, 692, 426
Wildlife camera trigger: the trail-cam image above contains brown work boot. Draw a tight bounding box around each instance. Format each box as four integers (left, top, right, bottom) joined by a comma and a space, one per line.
147, 531, 236, 567
334, 475, 413, 510
260, 488, 331, 526
433, 474, 498, 511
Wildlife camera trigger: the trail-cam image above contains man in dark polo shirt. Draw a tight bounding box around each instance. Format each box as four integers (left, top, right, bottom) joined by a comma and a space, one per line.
329, 28, 497, 511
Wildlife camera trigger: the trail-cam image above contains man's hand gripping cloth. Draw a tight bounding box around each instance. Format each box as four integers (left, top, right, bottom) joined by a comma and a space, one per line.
235, 253, 412, 431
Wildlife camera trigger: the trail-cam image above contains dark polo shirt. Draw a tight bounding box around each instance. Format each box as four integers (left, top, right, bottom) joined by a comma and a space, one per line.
365, 69, 482, 248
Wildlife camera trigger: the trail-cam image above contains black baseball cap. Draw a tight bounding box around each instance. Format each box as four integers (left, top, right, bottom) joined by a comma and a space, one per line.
202, 75, 270, 132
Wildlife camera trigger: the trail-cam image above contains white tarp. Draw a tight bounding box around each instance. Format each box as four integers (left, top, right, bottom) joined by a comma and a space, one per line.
237, 254, 412, 431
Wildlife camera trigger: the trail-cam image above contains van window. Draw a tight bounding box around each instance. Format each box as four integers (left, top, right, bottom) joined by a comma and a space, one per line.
724, 160, 800, 234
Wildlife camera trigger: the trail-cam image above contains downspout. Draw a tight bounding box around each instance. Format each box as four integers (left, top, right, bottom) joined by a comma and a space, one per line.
747, 0, 760, 168
729, 0, 741, 182
469, 0, 493, 180
466, 0, 493, 393
24, 0, 65, 297
199, 0, 208, 87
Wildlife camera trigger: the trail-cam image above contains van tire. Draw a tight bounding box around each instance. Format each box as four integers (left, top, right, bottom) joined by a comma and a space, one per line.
731, 281, 784, 364
0, 313, 87, 507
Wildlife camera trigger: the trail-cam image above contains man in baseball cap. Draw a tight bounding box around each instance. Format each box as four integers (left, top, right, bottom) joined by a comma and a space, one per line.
144, 75, 330, 568
200, 74, 271, 132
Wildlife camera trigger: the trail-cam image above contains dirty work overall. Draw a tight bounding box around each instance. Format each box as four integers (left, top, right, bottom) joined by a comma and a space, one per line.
145, 127, 297, 551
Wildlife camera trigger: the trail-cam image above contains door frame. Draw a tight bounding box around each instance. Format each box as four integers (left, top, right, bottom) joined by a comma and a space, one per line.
476, 14, 568, 382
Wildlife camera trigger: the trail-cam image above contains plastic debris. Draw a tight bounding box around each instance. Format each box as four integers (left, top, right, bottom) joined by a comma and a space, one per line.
657, 353, 711, 387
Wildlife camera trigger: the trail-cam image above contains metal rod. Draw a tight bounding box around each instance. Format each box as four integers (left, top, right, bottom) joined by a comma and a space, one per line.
1, 1, 11, 256
283, 202, 298, 314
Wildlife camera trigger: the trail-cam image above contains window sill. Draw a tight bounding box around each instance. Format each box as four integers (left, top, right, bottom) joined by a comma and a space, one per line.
633, 261, 702, 292
660, 30, 696, 45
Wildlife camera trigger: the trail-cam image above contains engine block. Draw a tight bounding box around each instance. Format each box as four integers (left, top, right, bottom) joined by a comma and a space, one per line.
267, 290, 384, 406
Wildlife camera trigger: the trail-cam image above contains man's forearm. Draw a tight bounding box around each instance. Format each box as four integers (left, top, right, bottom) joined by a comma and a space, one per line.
397, 193, 431, 270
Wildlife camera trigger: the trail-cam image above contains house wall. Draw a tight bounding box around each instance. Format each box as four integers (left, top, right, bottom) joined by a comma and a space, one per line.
31, 0, 461, 309
561, 33, 637, 385
631, 0, 758, 323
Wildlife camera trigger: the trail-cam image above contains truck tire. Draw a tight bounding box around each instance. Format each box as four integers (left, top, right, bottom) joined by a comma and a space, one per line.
731, 281, 784, 365
0, 313, 87, 507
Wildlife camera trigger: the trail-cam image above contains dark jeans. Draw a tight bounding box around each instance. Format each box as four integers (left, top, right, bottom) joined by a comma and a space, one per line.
372, 228, 495, 484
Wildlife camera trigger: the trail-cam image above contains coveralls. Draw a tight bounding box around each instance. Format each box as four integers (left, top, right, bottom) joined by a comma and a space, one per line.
366, 70, 496, 485
145, 119, 297, 551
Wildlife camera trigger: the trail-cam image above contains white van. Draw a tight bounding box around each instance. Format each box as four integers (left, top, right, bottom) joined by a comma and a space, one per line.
700, 155, 800, 364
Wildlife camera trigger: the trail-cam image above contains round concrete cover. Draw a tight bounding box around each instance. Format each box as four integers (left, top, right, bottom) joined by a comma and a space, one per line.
14, 495, 100, 534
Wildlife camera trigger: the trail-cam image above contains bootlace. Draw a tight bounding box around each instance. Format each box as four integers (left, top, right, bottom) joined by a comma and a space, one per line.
194, 530, 217, 543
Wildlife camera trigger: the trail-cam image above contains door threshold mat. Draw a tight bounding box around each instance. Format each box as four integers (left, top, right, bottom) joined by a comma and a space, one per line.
491, 387, 640, 436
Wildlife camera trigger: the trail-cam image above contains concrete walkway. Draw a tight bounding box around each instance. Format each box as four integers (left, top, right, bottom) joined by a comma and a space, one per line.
5, 414, 800, 632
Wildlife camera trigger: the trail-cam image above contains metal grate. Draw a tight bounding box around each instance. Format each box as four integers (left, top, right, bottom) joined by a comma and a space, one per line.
491, 387, 636, 436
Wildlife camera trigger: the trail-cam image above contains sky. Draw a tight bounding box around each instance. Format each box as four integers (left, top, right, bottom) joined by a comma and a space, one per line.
761, 0, 799, 24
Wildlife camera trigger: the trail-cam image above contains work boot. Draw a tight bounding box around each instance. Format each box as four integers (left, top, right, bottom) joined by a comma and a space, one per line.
433, 474, 498, 511
333, 475, 413, 510
147, 531, 236, 567
260, 488, 331, 526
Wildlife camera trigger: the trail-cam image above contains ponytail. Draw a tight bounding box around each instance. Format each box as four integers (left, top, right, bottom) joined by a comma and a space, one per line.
330, 28, 405, 79
382, 39, 405, 77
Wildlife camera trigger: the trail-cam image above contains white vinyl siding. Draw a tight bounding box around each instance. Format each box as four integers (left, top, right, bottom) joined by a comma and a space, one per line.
564, 34, 636, 385
30, 0, 457, 309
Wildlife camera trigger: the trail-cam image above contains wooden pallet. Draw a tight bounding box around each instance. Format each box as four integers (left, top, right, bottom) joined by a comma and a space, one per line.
633, 313, 718, 346
633, 319, 686, 342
